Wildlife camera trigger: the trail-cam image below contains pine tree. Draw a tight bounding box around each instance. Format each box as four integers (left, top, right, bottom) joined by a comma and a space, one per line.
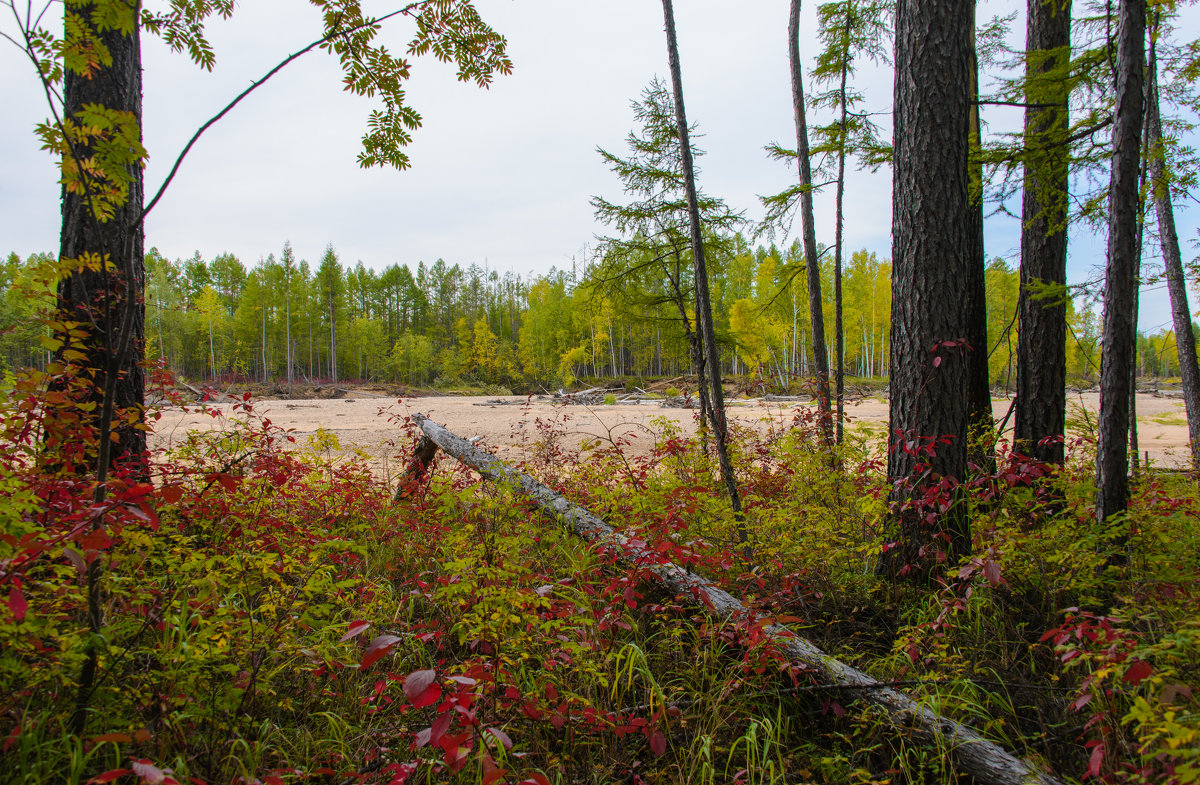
884, 0, 976, 575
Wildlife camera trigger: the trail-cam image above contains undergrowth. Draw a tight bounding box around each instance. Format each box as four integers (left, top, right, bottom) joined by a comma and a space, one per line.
1, 367, 1198, 784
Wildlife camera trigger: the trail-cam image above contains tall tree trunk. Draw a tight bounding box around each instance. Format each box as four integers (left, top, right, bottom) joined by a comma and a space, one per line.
58, 2, 144, 736
833, 11, 851, 445
660, 0, 744, 528
883, 0, 975, 574
966, 20, 993, 470
1096, 0, 1146, 537
1146, 32, 1200, 472
1015, 0, 1072, 466
789, 0, 835, 447
55, 5, 146, 479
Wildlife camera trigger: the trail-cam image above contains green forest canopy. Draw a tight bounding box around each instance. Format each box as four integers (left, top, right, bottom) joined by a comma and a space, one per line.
2, 242, 1177, 389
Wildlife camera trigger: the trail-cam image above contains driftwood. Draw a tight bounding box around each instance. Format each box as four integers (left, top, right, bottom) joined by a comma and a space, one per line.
337, 387, 390, 398
404, 414, 1062, 785
177, 380, 207, 400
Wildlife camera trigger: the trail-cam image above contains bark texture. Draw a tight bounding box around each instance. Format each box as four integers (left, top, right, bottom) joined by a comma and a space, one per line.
1096, 0, 1145, 528
56, 7, 146, 474
1015, 0, 1073, 466
406, 413, 1065, 785
790, 0, 835, 446
1147, 43, 1200, 472
886, 0, 975, 567
966, 21, 993, 469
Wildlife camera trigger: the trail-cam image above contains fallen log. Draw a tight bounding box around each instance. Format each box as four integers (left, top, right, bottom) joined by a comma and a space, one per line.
177, 380, 207, 400
405, 413, 1062, 785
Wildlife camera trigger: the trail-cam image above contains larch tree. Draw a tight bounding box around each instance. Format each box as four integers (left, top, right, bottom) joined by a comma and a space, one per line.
591, 79, 742, 439
660, 0, 744, 527
787, 0, 834, 447
1146, 8, 1200, 473
809, 0, 892, 445
318, 245, 342, 382
1095, 0, 1145, 536
1014, 0, 1073, 466
884, 0, 976, 573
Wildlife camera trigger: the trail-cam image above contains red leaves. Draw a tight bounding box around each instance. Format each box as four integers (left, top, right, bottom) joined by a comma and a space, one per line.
204, 472, 238, 493
649, 730, 666, 756
1122, 660, 1153, 686
157, 484, 184, 504
90, 760, 178, 785
1085, 741, 1105, 780
404, 668, 442, 707
130, 759, 178, 784
482, 770, 507, 785
414, 712, 452, 749
361, 634, 401, 669
7, 580, 27, 622
339, 620, 371, 643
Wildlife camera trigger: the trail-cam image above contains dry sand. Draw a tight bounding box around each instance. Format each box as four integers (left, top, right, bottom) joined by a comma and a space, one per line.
148, 391, 1193, 481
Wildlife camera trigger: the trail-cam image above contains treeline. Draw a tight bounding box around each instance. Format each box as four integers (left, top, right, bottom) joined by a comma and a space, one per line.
1, 244, 1179, 389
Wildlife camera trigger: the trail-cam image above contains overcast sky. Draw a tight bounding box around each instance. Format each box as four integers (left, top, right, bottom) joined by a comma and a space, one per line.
2, 0, 1196, 334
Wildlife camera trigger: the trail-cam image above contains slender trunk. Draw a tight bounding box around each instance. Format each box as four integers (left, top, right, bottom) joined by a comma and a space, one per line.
208, 312, 216, 379
285, 282, 292, 384
1015, 0, 1072, 465
261, 292, 268, 383
833, 14, 849, 444
1146, 33, 1200, 471
1130, 81, 1151, 476
966, 22, 994, 470
661, 0, 743, 526
1096, 0, 1146, 540
789, 0, 834, 446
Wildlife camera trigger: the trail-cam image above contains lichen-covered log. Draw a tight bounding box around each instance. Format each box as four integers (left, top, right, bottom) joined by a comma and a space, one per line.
406, 413, 1062, 785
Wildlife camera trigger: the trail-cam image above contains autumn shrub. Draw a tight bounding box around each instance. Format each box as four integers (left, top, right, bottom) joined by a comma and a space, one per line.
4, 369, 1200, 784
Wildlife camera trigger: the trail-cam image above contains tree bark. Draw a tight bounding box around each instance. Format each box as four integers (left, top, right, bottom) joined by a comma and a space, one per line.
660, 0, 744, 527
405, 413, 1064, 785
1015, 0, 1072, 466
833, 11, 849, 445
966, 20, 994, 470
885, 0, 975, 571
1146, 34, 1200, 472
789, 0, 835, 447
55, 4, 146, 478
1096, 0, 1145, 533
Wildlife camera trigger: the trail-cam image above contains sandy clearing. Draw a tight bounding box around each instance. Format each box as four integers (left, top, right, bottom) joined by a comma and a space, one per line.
148, 391, 1193, 480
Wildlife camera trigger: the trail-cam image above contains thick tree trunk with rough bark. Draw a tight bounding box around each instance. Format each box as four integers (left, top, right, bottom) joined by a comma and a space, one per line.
661, 0, 743, 523
405, 413, 1065, 785
789, 0, 834, 446
55, 7, 146, 477
1096, 0, 1145, 530
1015, 0, 1072, 466
1147, 43, 1200, 472
885, 0, 975, 571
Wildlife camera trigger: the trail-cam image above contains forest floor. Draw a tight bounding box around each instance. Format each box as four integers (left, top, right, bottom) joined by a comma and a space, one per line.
150, 390, 1192, 479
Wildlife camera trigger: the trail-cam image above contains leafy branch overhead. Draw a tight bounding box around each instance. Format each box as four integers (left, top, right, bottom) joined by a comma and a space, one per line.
14, 0, 512, 222
315, 0, 512, 169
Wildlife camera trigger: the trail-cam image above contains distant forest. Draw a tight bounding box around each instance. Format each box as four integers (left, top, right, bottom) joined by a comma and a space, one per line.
0, 240, 1180, 390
